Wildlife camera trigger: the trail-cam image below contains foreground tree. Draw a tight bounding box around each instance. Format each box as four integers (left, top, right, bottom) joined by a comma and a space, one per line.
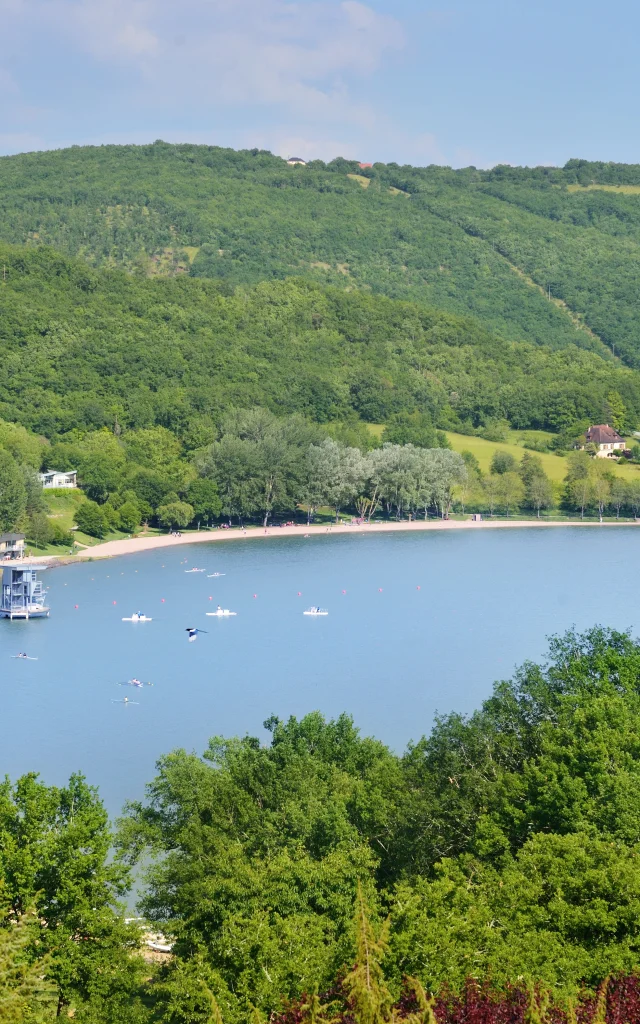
0, 450, 27, 532
0, 773, 142, 1019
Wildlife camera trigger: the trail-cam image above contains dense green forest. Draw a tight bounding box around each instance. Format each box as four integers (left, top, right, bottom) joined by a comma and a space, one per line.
1, 241, 640, 539
5, 145, 640, 363
3, 241, 639, 439
7, 629, 640, 1021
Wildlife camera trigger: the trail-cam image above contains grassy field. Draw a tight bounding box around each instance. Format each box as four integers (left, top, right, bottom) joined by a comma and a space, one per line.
445, 431, 640, 482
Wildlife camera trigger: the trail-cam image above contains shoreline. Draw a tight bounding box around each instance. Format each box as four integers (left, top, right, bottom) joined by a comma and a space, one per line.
27, 516, 640, 565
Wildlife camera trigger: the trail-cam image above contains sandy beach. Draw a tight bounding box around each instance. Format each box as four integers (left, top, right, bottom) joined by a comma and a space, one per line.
42, 516, 636, 562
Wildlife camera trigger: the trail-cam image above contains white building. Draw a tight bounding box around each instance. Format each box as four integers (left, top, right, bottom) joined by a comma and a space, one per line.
39, 470, 78, 489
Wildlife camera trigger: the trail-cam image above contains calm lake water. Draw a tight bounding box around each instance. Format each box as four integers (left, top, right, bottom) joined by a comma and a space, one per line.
1, 528, 638, 816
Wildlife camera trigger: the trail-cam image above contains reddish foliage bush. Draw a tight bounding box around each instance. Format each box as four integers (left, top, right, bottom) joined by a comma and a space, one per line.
271, 976, 640, 1024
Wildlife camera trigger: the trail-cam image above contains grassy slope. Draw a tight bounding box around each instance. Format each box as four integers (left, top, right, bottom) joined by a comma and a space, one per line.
445, 431, 640, 482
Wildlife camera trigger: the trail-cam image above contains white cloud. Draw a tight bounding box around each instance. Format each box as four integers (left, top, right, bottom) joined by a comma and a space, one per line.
14, 0, 403, 111
0, 0, 464, 167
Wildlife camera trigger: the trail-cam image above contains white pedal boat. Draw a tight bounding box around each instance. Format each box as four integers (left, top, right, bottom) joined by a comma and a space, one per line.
207, 572, 226, 578
303, 607, 328, 616
206, 609, 237, 617
122, 614, 153, 622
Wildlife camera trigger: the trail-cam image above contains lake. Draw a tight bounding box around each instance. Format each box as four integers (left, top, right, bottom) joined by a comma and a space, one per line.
1, 527, 637, 816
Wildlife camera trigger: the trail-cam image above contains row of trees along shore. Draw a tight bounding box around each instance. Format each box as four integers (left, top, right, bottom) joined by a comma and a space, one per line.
2, 409, 640, 542
7, 629, 640, 1021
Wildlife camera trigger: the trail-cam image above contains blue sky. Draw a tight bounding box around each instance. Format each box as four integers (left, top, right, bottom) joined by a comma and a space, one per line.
1, 0, 638, 168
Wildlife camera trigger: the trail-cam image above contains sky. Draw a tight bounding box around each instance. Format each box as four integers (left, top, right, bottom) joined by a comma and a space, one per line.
1, 0, 639, 168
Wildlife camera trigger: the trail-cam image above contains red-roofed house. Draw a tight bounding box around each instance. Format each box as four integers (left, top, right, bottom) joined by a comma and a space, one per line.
358, 162, 372, 169
583, 424, 627, 458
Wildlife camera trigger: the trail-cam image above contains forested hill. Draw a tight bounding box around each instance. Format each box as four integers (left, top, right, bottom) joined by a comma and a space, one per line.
1, 243, 639, 440
4, 144, 640, 365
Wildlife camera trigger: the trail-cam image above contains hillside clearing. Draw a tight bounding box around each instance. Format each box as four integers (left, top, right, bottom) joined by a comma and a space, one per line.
566, 184, 640, 194
445, 431, 640, 482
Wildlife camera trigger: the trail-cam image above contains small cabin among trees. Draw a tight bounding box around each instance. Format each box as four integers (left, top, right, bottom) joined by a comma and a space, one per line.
581, 424, 627, 458
39, 470, 77, 489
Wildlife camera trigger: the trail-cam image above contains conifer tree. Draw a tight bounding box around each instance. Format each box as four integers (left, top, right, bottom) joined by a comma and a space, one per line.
592, 978, 609, 1024
0, 910, 55, 1022
395, 978, 438, 1024
343, 883, 392, 1024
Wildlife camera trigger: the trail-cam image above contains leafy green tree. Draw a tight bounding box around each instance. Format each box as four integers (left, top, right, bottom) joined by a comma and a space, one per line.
75, 431, 126, 503
604, 390, 626, 432
0, 419, 46, 470
610, 477, 629, 518
368, 445, 421, 519
157, 501, 194, 530
627, 478, 640, 517
390, 832, 640, 995
124, 427, 182, 472
118, 499, 142, 532
519, 453, 553, 516
590, 460, 613, 522
481, 473, 501, 516
490, 451, 517, 475
118, 713, 401, 1018
74, 499, 108, 538
381, 413, 447, 450
0, 773, 141, 1018
198, 435, 260, 524
527, 474, 554, 517
564, 450, 593, 517
187, 479, 222, 525
0, 450, 27, 531
460, 450, 481, 476
307, 439, 367, 521
26, 511, 52, 548
425, 449, 467, 518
